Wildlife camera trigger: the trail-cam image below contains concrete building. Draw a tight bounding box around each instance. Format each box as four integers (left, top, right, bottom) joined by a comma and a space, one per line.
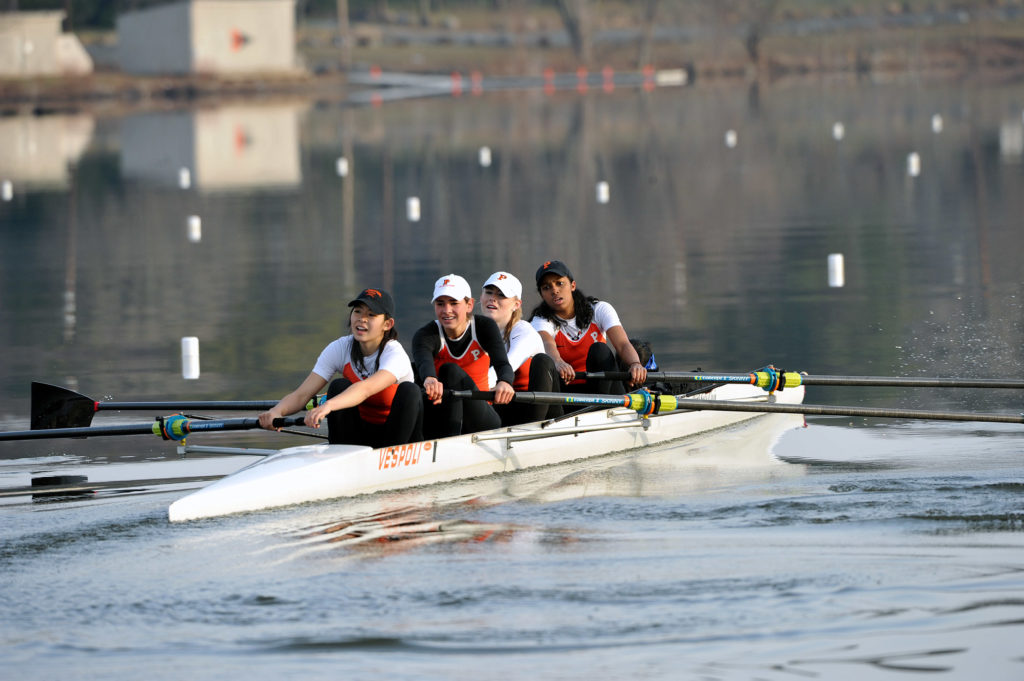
0, 11, 94, 77
117, 0, 298, 76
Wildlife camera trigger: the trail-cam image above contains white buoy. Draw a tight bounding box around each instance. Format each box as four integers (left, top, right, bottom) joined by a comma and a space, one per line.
187, 215, 202, 243
181, 337, 200, 380
828, 253, 845, 288
1, 180, 12, 201
336, 157, 349, 177
931, 114, 943, 134
596, 181, 610, 204
178, 167, 191, 190
478, 146, 492, 168
907, 152, 921, 177
724, 129, 738, 149
832, 122, 845, 141
406, 196, 421, 222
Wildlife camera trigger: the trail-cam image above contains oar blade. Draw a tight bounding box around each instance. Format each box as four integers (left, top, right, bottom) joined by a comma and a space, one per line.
31, 382, 96, 430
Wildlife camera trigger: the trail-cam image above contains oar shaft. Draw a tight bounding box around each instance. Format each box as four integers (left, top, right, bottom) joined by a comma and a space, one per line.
660, 399, 1024, 424
581, 371, 1024, 390
0, 416, 305, 442
450, 389, 1024, 425
92, 400, 282, 411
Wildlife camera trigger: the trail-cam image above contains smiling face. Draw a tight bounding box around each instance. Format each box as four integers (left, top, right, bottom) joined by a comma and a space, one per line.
537, 273, 576, 318
479, 285, 521, 328
433, 296, 473, 338
349, 302, 393, 348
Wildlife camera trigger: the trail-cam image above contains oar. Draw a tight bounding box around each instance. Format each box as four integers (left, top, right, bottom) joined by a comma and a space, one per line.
31, 382, 323, 429
578, 371, 1024, 390
0, 415, 307, 442
450, 389, 1024, 425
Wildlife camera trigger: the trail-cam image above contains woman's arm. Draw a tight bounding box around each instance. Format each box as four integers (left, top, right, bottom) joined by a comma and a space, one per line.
535, 330, 572, 383
258, 372, 328, 431
304, 369, 397, 428
605, 325, 646, 387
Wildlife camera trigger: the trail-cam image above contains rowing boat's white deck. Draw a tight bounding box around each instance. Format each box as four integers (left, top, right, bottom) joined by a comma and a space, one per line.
168, 384, 805, 522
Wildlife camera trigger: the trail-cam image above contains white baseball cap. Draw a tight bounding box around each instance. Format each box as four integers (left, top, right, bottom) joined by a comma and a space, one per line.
431, 274, 472, 302
482, 271, 523, 300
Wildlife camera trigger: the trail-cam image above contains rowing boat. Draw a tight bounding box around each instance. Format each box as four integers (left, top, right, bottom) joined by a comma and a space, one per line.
168, 382, 806, 522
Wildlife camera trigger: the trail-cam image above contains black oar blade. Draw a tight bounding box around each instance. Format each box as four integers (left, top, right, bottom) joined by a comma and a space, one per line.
31, 382, 96, 430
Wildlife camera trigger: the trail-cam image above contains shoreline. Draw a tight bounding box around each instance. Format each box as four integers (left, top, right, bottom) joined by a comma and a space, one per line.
5, 19, 1024, 115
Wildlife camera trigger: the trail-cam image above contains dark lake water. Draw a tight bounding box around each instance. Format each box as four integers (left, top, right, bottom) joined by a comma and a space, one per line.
1, 74, 1023, 679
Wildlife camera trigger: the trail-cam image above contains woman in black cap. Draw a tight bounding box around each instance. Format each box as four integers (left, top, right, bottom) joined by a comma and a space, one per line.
530, 260, 647, 395
258, 288, 422, 447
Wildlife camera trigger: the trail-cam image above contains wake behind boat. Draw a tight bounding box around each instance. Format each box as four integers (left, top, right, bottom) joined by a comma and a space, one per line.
167, 383, 806, 522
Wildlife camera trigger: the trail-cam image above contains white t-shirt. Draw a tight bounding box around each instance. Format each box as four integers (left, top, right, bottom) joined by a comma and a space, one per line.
312, 336, 414, 384
530, 300, 622, 346
487, 319, 544, 388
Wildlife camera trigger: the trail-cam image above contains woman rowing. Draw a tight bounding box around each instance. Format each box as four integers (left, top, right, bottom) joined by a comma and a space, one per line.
258, 288, 423, 447
411, 274, 514, 438
530, 259, 646, 394
478, 271, 560, 424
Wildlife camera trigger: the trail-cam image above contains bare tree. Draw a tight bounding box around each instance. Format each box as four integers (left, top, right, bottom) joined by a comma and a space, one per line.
705, 0, 780, 73
637, 0, 660, 68
556, 0, 593, 65
337, 0, 351, 67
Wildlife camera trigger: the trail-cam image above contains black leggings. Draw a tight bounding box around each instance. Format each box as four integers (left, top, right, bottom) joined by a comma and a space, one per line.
325, 379, 423, 447
495, 353, 562, 426
422, 363, 502, 439
562, 342, 625, 395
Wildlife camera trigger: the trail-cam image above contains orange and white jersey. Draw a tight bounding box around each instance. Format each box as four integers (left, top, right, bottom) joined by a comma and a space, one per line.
530, 301, 621, 381
312, 336, 414, 424
488, 320, 544, 390
434, 319, 492, 392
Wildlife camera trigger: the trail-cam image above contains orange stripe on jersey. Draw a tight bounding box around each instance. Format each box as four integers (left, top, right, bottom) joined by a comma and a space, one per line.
512, 356, 533, 391
555, 322, 605, 384
434, 321, 491, 391
343, 363, 397, 425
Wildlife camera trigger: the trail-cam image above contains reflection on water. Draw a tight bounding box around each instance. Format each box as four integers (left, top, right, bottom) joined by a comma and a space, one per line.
260, 413, 805, 561
120, 103, 305, 190
0, 114, 94, 188
1, 77, 1024, 431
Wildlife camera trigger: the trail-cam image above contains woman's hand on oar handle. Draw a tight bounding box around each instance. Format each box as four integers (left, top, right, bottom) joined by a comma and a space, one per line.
304, 402, 334, 429
492, 380, 514, 405
555, 358, 576, 383
423, 376, 445, 405
628, 362, 647, 388
258, 409, 286, 431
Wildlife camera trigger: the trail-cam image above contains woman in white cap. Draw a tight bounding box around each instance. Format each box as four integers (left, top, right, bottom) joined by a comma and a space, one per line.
411, 274, 515, 438
479, 271, 560, 424
530, 259, 647, 395
258, 288, 422, 447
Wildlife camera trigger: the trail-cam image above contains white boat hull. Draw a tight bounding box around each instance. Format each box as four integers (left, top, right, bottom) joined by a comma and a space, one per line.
168, 384, 805, 522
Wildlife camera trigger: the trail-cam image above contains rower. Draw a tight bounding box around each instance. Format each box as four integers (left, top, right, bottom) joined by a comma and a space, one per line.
478, 271, 561, 425
529, 259, 647, 395
411, 274, 515, 438
258, 288, 423, 447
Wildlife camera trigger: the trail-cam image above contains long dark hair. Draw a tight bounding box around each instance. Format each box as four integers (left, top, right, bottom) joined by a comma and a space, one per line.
529, 288, 599, 328
350, 316, 399, 374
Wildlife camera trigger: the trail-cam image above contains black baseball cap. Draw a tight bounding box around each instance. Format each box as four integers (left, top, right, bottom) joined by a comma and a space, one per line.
535, 260, 574, 285
348, 288, 395, 316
